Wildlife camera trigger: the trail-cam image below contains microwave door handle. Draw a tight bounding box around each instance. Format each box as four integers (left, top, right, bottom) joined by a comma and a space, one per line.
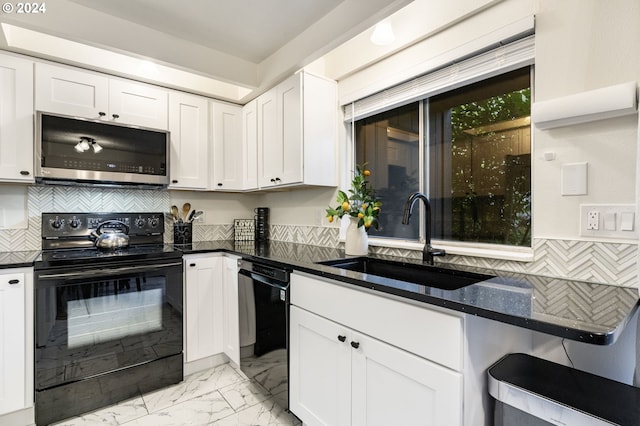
38, 262, 182, 281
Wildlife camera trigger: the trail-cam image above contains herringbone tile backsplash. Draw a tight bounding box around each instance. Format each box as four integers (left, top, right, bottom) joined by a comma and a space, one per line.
1, 185, 637, 287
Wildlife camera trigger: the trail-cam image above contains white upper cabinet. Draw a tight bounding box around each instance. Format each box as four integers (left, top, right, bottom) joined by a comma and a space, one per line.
35, 62, 168, 129
211, 101, 244, 191
241, 99, 259, 190
257, 87, 278, 187
35, 62, 108, 119
0, 53, 34, 182
257, 71, 337, 189
107, 79, 168, 129
168, 92, 209, 190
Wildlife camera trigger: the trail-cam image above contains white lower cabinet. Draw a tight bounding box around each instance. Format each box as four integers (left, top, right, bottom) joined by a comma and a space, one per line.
183, 254, 239, 367
290, 306, 351, 426
351, 330, 462, 426
290, 273, 463, 426
184, 255, 224, 362
290, 306, 462, 426
0, 268, 34, 417
222, 255, 240, 366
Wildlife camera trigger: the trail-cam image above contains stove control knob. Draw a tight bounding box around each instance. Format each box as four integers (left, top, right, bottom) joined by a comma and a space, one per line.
135, 218, 146, 228
69, 218, 81, 229
51, 218, 63, 229
149, 217, 159, 227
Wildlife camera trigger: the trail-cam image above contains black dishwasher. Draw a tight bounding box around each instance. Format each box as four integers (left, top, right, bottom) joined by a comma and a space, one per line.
237, 259, 291, 409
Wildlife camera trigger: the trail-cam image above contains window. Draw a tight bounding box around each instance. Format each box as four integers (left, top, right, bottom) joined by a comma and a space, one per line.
355, 103, 420, 239
354, 67, 532, 247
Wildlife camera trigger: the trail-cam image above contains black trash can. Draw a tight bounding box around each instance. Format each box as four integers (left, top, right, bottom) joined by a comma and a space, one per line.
488, 353, 640, 426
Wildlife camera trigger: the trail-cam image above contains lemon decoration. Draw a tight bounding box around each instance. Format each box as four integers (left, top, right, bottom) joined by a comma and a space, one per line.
325, 163, 382, 232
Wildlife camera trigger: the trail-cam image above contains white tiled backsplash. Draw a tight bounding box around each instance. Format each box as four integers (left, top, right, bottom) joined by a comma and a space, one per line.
1, 185, 636, 287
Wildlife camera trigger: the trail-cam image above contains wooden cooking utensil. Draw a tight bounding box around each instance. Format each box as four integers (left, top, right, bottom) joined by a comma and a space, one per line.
171, 205, 179, 222
182, 203, 191, 221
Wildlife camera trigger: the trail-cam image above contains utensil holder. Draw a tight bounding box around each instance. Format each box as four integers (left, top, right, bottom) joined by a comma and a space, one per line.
173, 222, 192, 245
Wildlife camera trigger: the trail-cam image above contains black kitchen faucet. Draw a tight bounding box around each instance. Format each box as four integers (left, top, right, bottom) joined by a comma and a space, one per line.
402, 192, 446, 265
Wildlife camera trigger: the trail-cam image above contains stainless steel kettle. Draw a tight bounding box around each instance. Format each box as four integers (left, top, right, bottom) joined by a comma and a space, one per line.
91, 220, 130, 249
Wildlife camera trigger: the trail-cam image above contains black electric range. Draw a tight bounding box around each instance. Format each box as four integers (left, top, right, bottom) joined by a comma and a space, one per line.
34, 212, 184, 426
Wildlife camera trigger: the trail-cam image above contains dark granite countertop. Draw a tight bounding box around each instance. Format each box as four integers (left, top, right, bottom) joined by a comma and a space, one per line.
0, 250, 41, 269
1, 241, 636, 345
177, 240, 640, 346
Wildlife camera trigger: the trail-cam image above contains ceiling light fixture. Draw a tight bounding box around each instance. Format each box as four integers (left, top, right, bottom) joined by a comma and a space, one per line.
370, 21, 395, 46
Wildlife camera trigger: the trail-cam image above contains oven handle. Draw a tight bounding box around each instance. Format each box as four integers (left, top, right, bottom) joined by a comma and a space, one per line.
238, 268, 288, 290
37, 261, 182, 280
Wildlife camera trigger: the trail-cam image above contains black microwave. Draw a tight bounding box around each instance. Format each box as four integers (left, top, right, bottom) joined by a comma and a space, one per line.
35, 111, 170, 187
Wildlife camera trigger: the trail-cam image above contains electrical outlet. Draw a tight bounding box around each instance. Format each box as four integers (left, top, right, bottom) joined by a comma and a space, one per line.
587, 210, 599, 230
580, 204, 638, 239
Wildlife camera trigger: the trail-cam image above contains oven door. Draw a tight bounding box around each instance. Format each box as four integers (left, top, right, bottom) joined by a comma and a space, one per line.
34, 258, 183, 391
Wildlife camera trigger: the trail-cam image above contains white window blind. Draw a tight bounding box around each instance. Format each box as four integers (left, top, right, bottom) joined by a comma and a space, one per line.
343, 35, 535, 122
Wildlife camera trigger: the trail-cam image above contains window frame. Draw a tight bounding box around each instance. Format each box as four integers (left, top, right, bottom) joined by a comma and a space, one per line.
343, 37, 535, 262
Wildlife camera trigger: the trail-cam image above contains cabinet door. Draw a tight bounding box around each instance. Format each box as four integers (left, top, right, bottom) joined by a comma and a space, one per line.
168, 92, 209, 189
0, 272, 26, 414
0, 54, 33, 182
35, 62, 109, 118
351, 331, 463, 426
241, 99, 258, 190
108, 79, 168, 129
211, 102, 243, 190
256, 88, 279, 187
184, 256, 224, 362
222, 256, 240, 365
277, 74, 303, 185
289, 306, 351, 426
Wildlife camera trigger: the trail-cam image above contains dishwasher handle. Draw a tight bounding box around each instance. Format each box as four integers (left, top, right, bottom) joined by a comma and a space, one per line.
238, 268, 288, 290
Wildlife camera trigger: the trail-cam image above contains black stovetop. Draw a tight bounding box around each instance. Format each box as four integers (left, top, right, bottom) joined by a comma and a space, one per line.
36, 212, 181, 270
35, 244, 182, 270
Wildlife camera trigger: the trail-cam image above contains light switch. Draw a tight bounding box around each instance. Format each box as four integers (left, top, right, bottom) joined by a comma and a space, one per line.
561, 162, 588, 196
604, 212, 616, 231
620, 212, 634, 231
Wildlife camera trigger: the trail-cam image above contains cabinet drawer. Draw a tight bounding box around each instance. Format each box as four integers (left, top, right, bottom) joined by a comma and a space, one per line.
291, 272, 463, 371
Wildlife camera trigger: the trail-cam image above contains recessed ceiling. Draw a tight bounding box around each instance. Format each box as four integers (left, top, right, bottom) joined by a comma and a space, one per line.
0, 0, 412, 102
70, 0, 345, 63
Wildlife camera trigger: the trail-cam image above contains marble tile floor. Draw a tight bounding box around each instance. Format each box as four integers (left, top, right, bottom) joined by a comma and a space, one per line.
52, 363, 301, 426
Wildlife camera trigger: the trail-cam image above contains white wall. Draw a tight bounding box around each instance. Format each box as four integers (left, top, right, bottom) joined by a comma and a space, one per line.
169, 190, 258, 225
299, 0, 640, 245
533, 0, 640, 239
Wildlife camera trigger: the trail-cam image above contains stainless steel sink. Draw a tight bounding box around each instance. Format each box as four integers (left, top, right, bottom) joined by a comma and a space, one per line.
316, 257, 493, 291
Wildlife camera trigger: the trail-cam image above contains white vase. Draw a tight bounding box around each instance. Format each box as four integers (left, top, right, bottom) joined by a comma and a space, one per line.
344, 216, 368, 255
